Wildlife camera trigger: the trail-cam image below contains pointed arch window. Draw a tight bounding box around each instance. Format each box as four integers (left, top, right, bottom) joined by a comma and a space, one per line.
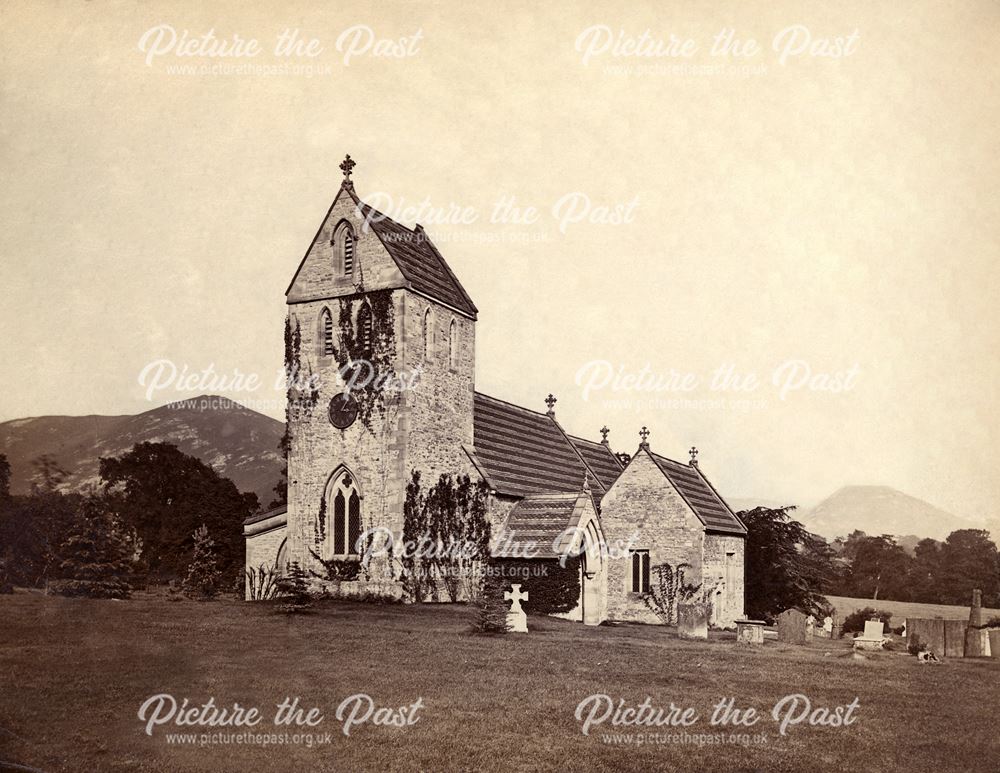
329, 470, 362, 557
333, 222, 356, 277
448, 318, 458, 369
320, 308, 335, 356
423, 308, 432, 359
357, 304, 373, 357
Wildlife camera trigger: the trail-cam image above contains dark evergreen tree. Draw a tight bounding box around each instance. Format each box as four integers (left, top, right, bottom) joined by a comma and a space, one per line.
182, 525, 223, 599
54, 498, 132, 599
738, 506, 835, 622
275, 561, 313, 613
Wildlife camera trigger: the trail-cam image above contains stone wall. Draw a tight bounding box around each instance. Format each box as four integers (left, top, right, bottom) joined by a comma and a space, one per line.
281, 185, 478, 590
599, 450, 705, 624
245, 524, 287, 572
703, 533, 745, 627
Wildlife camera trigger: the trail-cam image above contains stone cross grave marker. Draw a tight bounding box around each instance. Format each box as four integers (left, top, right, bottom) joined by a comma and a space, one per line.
504, 583, 529, 633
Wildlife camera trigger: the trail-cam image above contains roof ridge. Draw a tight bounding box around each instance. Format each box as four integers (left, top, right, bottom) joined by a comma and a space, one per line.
420, 228, 479, 314
651, 450, 689, 468
549, 414, 608, 498
692, 462, 747, 534
475, 391, 552, 419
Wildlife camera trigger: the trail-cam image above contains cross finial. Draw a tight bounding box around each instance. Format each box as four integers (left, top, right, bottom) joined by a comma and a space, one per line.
689, 446, 699, 466
600, 425, 610, 445
545, 393, 557, 416
339, 154, 356, 188
639, 426, 650, 449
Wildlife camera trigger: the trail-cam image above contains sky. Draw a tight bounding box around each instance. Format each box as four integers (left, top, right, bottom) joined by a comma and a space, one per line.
1, 1, 998, 521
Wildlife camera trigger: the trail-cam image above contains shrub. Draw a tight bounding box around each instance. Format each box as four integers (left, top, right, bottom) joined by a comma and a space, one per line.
244, 563, 278, 601
984, 616, 1000, 629
275, 562, 313, 613
182, 525, 223, 600
486, 557, 580, 615
308, 549, 362, 582
644, 562, 701, 625
841, 607, 892, 636
474, 566, 511, 634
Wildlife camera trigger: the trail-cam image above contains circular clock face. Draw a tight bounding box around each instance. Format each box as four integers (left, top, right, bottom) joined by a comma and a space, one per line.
328, 392, 359, 429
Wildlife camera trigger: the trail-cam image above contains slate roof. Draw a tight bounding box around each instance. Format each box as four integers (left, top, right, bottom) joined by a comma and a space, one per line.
649, 453, 747, 535
353, 196, 478, 318
568, 435, 624, 491
493, 493, 585, 559
471, 392, 609, 499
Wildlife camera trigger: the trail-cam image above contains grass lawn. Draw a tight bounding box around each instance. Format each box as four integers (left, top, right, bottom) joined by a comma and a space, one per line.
825, 594, 1000, 623
1, 592, 998, 772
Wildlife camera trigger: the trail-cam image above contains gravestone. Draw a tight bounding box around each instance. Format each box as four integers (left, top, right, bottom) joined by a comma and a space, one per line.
908, 618, 946, 658
944, 620, 966, 657
677, 602, 710, 640
805, 615, 816, 639
823, 616, 833, 634
853, 619, 886, 650
735, 619, 765, 646
989, 630, 1000, 660
504, 584, 528, 633
776, 609, 808, 644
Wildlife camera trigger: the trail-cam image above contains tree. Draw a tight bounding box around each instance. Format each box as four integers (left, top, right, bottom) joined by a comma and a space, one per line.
907, 538, 943, 603
182, 525, 224, 599
0, 487, 80, 588
0, 453, 10, 501
54, 497, 133, 599
738, 506, 835, 622
936, 529, 1000, 606
99, 442, 258, 578
840, 535, 912, 601
31, 454, 69, 493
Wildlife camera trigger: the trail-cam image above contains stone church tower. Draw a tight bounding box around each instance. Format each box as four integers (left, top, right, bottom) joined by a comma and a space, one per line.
246, 155, 745, 628
271, 156, 479, 577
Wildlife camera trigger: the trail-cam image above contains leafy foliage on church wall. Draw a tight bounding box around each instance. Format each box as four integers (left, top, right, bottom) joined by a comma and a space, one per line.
643, 562, 701, 625
400, 469, 492, 603
329, 289, 397, 433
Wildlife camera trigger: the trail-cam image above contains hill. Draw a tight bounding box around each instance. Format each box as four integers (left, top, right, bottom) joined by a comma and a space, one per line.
0, 396, 284, 506
802, 485, 981, 541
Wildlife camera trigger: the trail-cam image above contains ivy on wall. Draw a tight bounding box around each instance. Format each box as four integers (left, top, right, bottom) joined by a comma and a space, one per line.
314, 494, 327, 546
485, 557, 582, 615
643, 562, 702, 624
329, 289, 396, 433
400, 470, 492, 603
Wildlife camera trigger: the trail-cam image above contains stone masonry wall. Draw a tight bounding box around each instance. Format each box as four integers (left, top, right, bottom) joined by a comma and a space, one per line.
702, 533, 745, 627
281, 186, 478, 588
246, 525, 287, 572
599, 450, 705, 624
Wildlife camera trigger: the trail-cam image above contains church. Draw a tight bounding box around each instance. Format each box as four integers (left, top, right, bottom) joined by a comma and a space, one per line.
244, 156, 747, 627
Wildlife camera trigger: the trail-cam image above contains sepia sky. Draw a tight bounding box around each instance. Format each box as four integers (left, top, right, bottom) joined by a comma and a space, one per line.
1, 1, 998, 522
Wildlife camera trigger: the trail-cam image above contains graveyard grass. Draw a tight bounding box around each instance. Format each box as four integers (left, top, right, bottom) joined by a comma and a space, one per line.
2, 593, 999, 773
